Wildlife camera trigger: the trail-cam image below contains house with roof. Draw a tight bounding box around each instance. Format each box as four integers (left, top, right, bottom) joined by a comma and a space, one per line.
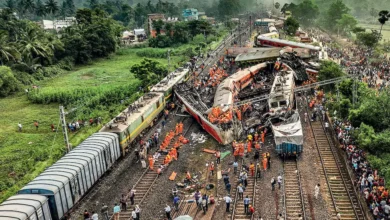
182, 8, 198, 21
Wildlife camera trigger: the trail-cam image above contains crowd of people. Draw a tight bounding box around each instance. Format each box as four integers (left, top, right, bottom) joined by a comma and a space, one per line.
332, 118, 390, 220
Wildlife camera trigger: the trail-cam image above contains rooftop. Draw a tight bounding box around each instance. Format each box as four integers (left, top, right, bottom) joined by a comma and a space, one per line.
235, 48, 281, 63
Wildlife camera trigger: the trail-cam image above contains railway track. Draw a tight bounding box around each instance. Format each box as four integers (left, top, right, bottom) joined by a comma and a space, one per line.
302, 104, 365, 220
283, 161, 307, 220
113, 118, 193, 219
228, 159, 256, 220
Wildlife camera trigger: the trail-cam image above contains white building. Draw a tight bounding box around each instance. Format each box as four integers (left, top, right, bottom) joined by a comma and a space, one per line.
42, 17, 76, 31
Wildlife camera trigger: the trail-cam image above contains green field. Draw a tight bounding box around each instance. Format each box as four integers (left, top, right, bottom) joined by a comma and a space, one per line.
0, 33, 227, 201
0, 46, 187, 201
359, 23, 390, 42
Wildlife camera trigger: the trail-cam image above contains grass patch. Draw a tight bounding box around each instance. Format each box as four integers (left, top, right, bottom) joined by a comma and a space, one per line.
359, 23, 390, 42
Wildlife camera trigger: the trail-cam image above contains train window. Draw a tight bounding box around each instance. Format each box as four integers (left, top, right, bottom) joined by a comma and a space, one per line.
279, 100, 287, 106
141, 116, 144, 122
157, 100, 160, 108
271, 102, 278, 108
32, 189, 39, 194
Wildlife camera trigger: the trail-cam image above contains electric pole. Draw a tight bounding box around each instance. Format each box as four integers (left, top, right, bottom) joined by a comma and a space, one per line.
167, 49, 171, 76
249, 15, 252, 39
239, 17, 242, 47
59, 106, 71, 153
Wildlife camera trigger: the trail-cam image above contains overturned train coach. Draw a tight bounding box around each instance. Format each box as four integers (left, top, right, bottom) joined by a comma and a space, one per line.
175, 63, 268, 145
0, 68, 190, 220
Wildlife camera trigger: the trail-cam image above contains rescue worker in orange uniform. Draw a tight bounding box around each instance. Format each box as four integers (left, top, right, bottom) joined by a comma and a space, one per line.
164, 154, 171, 165
234, 146, 239, 161
238, 143, 245, 157
254, 133, 259, 142
255, 142, 260, 150
262, 156, 268, 171
179, 135, 189, 144
261, 132, 265, 144
186, 171, 192, 184
179, 122, 183, 134
170, 148, 177, 160
175, 124, 179, 135
247, 140, 252, 153
236, 108, 242, 121
174, 140, 181, 149
232, 140, 237, 153
148, 155, 154, 170
249, 162, 255, 177
209, 162, 215, 176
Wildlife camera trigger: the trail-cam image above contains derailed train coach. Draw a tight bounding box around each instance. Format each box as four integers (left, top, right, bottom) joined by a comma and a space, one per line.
8, 68, 190, 220
17, 133, 120, 220
100, 68, 190, 155
0, 194, 52, 220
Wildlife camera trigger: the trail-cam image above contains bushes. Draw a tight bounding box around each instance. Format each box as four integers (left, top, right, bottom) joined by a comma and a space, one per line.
0, 66, 20, 97
136, 48, 168, 58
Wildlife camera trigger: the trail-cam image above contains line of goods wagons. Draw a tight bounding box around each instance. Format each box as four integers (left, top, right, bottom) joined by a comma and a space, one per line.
0, 68, 190, 220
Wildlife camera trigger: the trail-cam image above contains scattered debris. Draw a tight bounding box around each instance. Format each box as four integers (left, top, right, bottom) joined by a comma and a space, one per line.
190, 132, 207, 143
169, 172, 177, 181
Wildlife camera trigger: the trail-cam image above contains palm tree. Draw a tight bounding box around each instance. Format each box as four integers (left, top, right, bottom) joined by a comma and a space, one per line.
4, 0, 16, 11
378, 10, 389, 35
16, 24, 51, 65
35, 0, 47, 17
45, 0, 59, 17
0, 35, 20, 65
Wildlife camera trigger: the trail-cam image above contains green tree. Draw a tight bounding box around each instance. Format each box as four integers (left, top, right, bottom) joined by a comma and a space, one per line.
325, 0, 350, 31
0, 66, 19, 97
152, 19, 164, 35
0, 35, 20, 65
356, 30, 381, 47
217, 0, 241, 19
284, 17, 299, 36
336, 14, 357, 35
370, 8, 378, 19
172, 21, 189, 44
318, 60, 345, 82
65, 0, 75, 16
351, 27, 365, 33
287, 0, 319, 26
35, 0, 47, 17
378, 10, 389, 35
88, 0, 98, 9
59, 1, 67, 18
164, 22, 173, 37
4, 0, 16, 11
45, 0, 59, 17
130, 58, 166, 87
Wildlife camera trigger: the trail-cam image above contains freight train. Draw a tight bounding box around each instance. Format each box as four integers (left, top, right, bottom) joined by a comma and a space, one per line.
1, 68, 190, 220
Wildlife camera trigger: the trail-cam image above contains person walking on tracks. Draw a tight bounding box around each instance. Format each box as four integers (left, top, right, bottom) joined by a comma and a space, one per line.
223, 195, 232, 212
237, 184, 244, 200
131, 209, 137, 220
100, 203, 109, 220
271, 177, 276, 191
244, 195, 250, 214
120, 194, 127, 211
129, 189, 135, 205
135, 205, 140, 220
256, 163, 261, 179
173, 195, 180, 211
314, 184, 320, 199
113, 203, 121, 220
215, 150, 221, 164
277, 175, 283, 189
165, 204, 172, 220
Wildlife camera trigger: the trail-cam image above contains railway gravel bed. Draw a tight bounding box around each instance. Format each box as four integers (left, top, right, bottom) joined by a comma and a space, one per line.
69, 113, 183, 219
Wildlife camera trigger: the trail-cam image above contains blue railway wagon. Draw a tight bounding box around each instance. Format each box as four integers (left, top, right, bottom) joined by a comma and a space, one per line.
0, 194, 52, 220
18, 133, 120, 220
276, 142, 303, 157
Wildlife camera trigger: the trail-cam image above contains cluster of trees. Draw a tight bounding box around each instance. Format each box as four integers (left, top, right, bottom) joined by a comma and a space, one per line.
149, 19, 216, 48
4, 0, 75, 19
0, 8, 121, 96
